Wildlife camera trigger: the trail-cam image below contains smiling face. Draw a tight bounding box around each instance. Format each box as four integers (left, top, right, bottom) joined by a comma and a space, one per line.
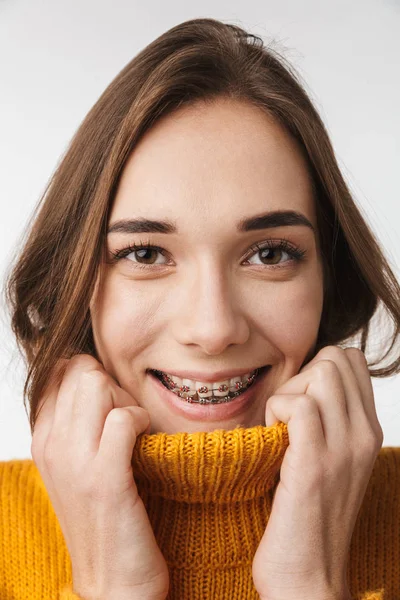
89, 97, 324, 434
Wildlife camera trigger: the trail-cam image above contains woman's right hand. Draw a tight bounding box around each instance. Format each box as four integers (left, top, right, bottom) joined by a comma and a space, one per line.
31, 354, 170, 600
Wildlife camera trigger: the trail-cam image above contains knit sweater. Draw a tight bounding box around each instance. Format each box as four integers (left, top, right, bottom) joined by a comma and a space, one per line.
0, 422, 399, 600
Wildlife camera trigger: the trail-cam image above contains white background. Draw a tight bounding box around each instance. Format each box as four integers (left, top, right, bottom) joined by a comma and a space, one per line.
1, 0, 399, 460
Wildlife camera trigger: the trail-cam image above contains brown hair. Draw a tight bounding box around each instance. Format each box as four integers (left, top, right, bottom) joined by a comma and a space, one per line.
3, 18, 400, 434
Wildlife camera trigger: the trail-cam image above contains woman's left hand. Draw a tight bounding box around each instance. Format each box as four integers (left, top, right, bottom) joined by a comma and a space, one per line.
252, 346, 384, 600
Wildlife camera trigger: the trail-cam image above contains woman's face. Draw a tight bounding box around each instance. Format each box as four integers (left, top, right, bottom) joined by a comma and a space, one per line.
90, 98, 324, 434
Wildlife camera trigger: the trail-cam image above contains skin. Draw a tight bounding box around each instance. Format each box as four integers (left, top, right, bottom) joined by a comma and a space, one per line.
89, 97, 325, 434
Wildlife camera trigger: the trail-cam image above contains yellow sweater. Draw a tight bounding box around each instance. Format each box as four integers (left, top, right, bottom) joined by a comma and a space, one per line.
0, 422, 399, 599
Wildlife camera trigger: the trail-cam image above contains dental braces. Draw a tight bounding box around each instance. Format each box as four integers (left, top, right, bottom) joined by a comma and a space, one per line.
159, 369, 258, 404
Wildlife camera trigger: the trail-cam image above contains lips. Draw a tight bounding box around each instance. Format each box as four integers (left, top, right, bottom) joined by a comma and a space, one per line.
148, 364, 271, 421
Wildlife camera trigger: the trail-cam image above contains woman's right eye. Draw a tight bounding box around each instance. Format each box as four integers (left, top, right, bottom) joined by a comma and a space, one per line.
110, 243, 169, 268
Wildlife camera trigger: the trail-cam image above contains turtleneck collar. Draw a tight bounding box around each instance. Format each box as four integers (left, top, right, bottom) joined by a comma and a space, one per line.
131, 422, 289, 504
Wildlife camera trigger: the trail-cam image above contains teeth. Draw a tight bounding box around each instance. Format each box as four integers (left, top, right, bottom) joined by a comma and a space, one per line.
154, 368, 259, 403
163, 371, 255, 392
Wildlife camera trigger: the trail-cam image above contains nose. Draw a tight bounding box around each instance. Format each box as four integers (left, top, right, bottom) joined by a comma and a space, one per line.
173, 264, 250, 355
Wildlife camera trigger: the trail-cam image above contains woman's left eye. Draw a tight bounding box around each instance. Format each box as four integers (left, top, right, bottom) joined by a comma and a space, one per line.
244, 240, 307, 267
109, 239, 307, 269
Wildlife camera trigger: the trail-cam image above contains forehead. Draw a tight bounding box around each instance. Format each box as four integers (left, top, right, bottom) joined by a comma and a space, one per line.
110, 98, 317, 231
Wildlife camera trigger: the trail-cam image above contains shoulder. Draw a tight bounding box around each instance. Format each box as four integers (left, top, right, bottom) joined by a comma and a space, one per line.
0, 458, 56, 563
0, 459, 78, 599
1, 457, 36, 483
0, 458, 49, 513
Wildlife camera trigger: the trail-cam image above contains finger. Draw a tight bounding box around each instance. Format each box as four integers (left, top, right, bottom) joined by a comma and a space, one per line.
65, 369, 115, 455
265, 393, 326, 460
301, 347, 363, 421
31, 358, 70, 458
344, 348, 383, 443
51, 355, 106, 435
97, 406, 150, 478
67, 371, 144, 456
272, 359, 349, 445
302, 347, 377, 438
51, 354, 144, 456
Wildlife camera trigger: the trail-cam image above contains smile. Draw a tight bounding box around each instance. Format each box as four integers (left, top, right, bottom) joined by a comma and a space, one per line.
149, 366, 269, 404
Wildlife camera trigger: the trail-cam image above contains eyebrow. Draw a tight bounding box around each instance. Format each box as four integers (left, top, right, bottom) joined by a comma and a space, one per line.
107, 210, 315, 235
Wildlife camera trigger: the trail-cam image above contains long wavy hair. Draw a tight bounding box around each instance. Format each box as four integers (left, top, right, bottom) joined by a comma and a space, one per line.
3, 17, 400, 434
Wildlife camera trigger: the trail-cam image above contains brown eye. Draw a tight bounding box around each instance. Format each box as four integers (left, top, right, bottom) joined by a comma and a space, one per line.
258, 247, 284, 265
130, 247, 162, 265
111, 243, 169, 267
245, 240, 306, 267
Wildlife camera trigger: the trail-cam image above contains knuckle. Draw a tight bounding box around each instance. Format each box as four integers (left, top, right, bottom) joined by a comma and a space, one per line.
312, 358, 339, 380
345, 347, 368, 364
359, 430, 383, 456
69, 353, 98, 367
313, 359, 339, 378
68, 354, 102, 376
79, 368, 108, 388
317, 346, 345, 361
107, 407, 132, 426
295, 394, 317, 412
372, 427, 384, 451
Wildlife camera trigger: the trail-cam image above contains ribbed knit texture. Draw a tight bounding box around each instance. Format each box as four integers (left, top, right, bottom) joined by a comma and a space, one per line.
0, 422, 398, 599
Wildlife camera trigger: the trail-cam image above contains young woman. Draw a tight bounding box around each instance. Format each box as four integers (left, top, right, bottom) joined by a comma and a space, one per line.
1, 17, 399, 600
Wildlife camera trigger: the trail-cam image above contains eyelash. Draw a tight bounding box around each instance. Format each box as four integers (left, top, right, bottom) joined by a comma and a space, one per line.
109, 238, 307, 271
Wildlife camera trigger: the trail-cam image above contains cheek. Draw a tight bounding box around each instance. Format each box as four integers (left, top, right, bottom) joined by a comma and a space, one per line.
90, 277, 164, 356
252, 275, 323, 355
